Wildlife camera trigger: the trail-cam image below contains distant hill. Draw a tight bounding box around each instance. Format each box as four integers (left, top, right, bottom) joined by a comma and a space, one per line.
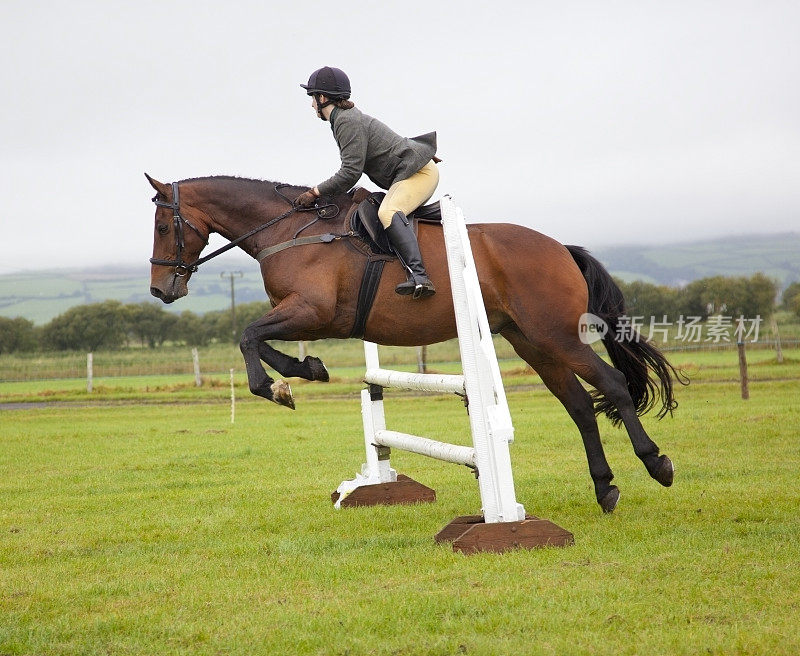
0, 258, 268, 325
594, 232, 800, 288
2, 233, 799, 324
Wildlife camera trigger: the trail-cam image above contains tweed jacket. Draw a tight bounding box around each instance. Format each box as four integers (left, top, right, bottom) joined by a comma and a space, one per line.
316, 106, 437, 196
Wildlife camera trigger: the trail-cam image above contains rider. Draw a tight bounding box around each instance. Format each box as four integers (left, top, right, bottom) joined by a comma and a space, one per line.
295, 66, 439, 299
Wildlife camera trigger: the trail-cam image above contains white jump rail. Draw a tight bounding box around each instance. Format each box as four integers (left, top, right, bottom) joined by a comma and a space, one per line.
335, 196, 526, 524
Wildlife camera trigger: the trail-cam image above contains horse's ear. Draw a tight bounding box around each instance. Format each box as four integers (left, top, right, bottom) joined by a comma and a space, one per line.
145, 172, 169, 197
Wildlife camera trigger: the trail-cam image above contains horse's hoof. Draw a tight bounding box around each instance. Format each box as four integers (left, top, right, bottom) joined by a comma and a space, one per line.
270, 380, 295, 410
599, 486, 620, 513
304, 356, 329, 382
653, 455, 674, 487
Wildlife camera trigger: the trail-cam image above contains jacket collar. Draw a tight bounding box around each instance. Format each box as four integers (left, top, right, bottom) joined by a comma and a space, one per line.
329, 106, 340, 129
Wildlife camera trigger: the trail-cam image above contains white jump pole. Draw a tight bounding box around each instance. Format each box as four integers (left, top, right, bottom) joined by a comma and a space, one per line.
441, 197, 521, 523
335, 196, 524, 523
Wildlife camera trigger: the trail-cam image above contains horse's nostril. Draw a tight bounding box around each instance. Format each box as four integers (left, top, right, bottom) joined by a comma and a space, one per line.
150, 287, 163, 299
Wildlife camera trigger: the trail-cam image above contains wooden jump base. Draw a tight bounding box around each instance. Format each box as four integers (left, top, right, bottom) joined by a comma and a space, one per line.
435, 516, 574, 555
333, 196, 572, 554
331, 474, 436, 508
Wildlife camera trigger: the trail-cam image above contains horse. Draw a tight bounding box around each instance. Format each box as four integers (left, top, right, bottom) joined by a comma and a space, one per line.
146, 173, 684, 513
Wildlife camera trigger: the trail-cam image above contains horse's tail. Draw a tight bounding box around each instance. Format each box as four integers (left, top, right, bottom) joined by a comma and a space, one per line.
565, 245, 685, 426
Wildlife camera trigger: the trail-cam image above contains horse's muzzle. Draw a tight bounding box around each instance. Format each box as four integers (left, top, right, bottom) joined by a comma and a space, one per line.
150, 274, 188, 304
150, 286, 176, 304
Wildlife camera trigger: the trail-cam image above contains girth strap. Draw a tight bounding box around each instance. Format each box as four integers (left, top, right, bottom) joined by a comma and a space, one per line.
350, 259, 387, 339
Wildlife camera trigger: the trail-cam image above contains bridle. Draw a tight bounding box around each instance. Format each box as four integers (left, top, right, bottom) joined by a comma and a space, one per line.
150, 181, 339, 276
150, 182, 209, 276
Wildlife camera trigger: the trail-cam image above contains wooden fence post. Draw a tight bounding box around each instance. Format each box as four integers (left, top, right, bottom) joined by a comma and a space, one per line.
87, 353, 93, 393
416, 345, 427, 374
771, 316, 784, 364
737, 340, 749, 400
192, 347, 202, 387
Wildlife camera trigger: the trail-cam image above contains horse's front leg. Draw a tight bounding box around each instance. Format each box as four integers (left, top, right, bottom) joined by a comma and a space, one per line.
239, 293, 334, 409
256, 342, 330, 383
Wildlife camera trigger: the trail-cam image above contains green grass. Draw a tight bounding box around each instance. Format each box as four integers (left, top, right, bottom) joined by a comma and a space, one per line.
1, 371, 799, 654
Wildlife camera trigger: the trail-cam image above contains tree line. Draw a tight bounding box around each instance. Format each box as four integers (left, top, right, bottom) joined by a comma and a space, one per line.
1, 275, 798, 354
617, 273, 791, 322
0, 301, 271, 354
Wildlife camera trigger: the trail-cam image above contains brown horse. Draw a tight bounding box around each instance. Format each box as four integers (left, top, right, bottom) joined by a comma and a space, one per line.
147, 173, 683, 513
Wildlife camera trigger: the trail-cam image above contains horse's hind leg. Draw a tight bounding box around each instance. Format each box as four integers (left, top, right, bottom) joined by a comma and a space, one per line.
501, 326, 620, 512
572, 351, 674, 487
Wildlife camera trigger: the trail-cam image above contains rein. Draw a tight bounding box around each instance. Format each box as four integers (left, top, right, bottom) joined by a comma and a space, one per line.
150, 182, 341, 275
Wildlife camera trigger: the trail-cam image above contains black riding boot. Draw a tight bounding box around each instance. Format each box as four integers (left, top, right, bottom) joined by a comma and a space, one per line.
384, 212, 436, 299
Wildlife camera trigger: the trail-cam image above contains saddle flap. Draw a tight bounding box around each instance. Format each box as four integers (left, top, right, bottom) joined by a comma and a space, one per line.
351, 192, 393, 255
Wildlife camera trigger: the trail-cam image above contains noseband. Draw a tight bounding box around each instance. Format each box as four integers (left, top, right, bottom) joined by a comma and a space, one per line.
150, 182, 209, 276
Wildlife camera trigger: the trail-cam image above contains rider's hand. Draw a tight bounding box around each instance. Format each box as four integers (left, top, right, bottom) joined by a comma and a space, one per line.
295, 190, 317, 208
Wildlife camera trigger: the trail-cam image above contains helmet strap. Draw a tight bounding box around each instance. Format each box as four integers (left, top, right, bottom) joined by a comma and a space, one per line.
314, 93, 334, 121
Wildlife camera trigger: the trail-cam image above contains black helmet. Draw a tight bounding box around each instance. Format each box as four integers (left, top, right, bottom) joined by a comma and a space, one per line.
300, 66, 351, 99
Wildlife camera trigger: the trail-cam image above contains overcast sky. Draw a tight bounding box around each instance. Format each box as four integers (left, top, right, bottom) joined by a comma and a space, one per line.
1, 0, 798, 274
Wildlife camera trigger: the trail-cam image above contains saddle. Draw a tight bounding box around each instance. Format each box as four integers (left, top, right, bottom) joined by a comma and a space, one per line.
342, 188, 443, 339
347, 188, 443, 256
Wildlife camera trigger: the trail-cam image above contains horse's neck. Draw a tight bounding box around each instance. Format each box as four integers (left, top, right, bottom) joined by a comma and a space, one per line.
198, 183, 306, 256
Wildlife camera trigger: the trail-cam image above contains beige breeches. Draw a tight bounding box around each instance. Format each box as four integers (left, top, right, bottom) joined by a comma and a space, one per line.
377, 160, 439, 228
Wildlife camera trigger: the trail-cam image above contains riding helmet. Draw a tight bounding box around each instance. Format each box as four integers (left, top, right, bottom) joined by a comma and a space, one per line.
300, 66, 351, 99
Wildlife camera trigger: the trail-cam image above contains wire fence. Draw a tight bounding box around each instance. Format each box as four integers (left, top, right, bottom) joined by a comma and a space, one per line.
1, 337, 797, 384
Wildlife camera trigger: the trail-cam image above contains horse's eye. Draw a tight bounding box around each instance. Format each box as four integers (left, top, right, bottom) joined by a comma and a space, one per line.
157, 224, 169, 235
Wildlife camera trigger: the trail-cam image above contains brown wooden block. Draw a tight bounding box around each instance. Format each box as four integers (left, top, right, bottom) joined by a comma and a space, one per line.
436, 515, 573, 554
434, 515, 485, 543
331, 474, 436, 508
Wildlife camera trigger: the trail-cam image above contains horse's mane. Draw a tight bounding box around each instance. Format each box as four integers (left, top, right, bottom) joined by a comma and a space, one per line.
178, 175, 359, 208
178, 175, 307, 191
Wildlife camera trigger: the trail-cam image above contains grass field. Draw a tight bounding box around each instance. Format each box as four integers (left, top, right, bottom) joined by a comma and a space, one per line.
1, 348, 799, 655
